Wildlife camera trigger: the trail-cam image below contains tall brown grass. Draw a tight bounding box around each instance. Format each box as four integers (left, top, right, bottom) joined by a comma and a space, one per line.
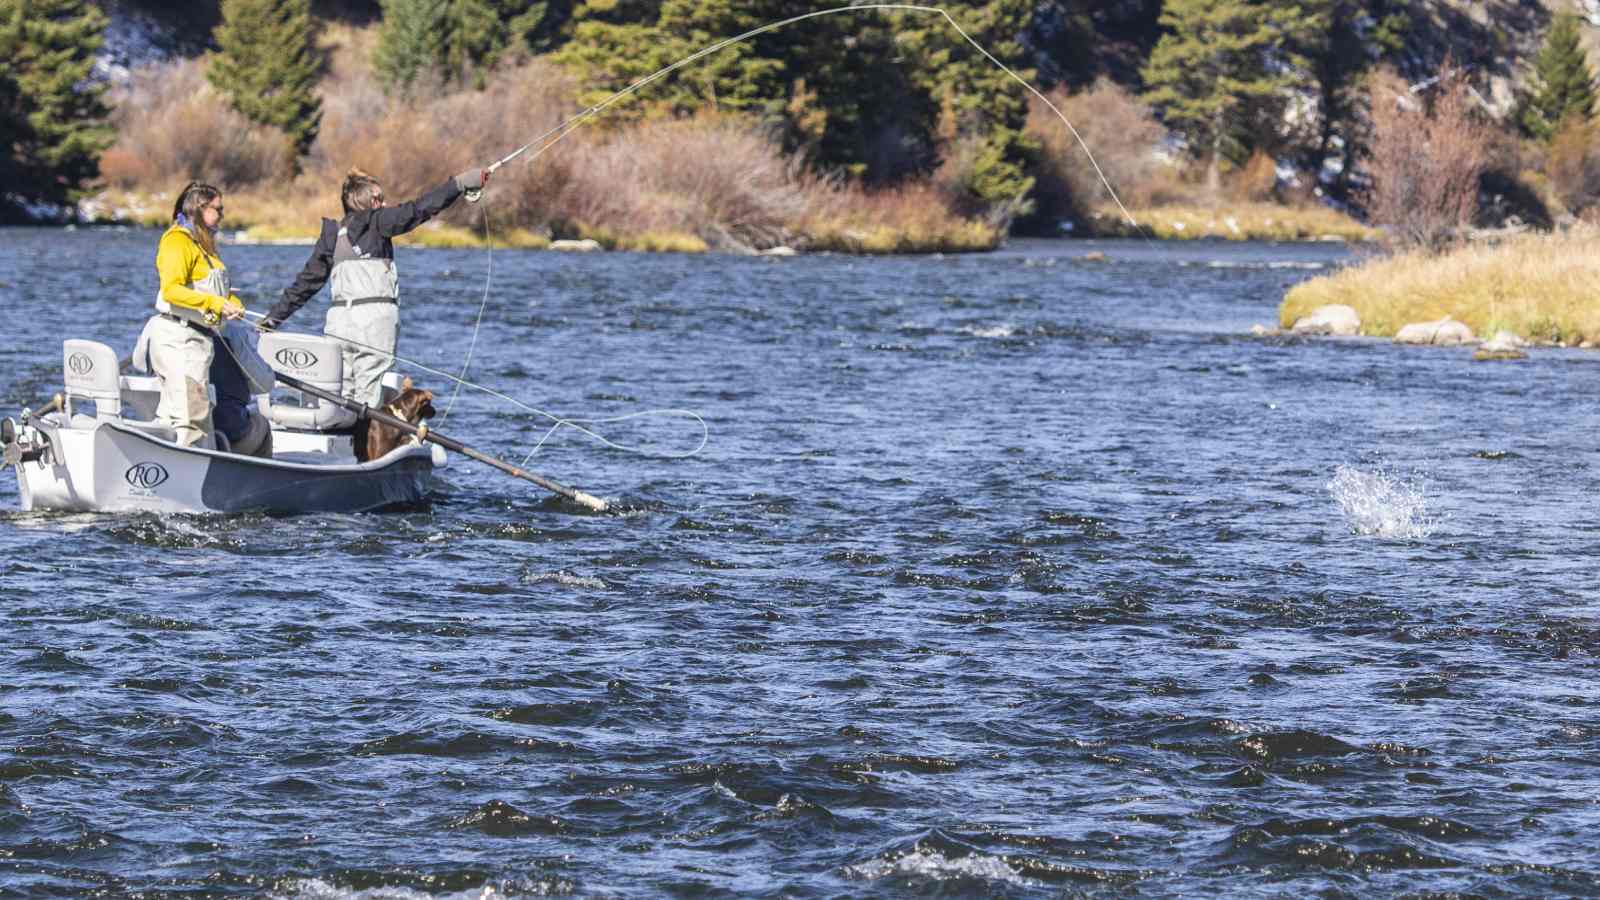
1363, 67, 1493, 250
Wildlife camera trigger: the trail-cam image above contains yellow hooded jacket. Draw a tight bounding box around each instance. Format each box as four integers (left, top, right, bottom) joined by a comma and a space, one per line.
155, 224, 242, 318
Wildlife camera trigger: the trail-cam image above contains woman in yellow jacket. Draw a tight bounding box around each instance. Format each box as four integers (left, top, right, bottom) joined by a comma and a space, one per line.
148, 182, 246, 446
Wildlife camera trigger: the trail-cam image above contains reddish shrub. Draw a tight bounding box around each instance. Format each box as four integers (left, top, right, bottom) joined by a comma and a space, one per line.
1363, 66, 1494, 249
558, 113, 810, 249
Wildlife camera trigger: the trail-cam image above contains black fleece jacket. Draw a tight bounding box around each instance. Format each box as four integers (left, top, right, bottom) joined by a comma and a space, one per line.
261, 177, 463, 329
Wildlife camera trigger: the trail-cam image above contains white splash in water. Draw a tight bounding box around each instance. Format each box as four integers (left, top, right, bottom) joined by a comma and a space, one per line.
1327, 464, 1437, 539
274, 878, 572, 898
522, 570, 606, 589
846, 850, 1036, 887
960, 324, 1018, 338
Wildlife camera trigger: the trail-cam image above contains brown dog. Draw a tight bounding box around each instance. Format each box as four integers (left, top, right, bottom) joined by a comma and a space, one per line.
355, 378, 436, 462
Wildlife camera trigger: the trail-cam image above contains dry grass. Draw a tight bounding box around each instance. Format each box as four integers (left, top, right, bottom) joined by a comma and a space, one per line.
1091, 201, 1378, 242
1279, 227, 1600, 341
800, 180, 1001, 253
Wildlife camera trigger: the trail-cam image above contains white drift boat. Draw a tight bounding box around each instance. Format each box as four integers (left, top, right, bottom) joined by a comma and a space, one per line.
2, 333, 446, 514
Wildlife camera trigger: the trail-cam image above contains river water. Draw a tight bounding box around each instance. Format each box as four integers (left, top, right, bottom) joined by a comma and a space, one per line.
2, 227, 1598, 896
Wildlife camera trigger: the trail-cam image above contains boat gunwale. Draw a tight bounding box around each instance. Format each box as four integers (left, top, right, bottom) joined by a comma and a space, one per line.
83, 418, 437, 473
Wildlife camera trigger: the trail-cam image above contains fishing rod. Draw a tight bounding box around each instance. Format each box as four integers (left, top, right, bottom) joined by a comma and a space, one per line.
271, 370, 609, 512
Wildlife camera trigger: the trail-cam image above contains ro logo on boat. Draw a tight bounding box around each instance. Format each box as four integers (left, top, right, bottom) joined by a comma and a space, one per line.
274, 348, 319, 370
125, 462, 170, 490
67, 353, 94, 376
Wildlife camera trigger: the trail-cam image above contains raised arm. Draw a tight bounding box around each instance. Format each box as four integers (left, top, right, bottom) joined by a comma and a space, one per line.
260, 221, 337, 330
372, 169, 487, 238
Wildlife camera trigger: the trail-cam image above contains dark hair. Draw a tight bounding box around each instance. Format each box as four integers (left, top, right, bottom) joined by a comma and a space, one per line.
172, 181, 221, 258
341, 168, 383, 215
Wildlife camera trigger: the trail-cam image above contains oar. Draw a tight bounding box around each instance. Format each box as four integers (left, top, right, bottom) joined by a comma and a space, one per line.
273, 372, 609, 512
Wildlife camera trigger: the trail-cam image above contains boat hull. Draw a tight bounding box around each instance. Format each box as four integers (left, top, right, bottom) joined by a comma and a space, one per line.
14, 420, 441, 514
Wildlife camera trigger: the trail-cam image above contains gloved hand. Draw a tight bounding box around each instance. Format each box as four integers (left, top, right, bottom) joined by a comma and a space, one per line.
257, 316, 279, 333
455, 167, 489, 192
220, 295, 246, 320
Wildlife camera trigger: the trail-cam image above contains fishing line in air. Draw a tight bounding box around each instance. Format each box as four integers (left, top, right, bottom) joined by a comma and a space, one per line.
486, 2, 1142, 228
236, 310, 709, 462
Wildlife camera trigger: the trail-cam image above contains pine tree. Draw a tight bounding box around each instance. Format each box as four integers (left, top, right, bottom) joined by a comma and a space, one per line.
373, 0, 446, 95
443, 0, 509, 84
1521, 14, 1596, 141
208, 0, 323, 163
0, 0, 113, 215
1296, 0, 1408, 198
1141, 0, 1318, 191
551, 0, 785, 120
509, 0, 574, 55
893, 0, 1039, 215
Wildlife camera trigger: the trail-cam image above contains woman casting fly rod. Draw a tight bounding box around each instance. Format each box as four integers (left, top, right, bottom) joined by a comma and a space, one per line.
258, 164, 491, 406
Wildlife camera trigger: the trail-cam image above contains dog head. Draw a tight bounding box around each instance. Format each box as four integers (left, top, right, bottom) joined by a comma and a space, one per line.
389, 387, 435, 424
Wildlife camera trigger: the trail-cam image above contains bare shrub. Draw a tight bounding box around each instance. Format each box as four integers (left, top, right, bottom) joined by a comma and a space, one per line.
1227, 150, 1279, 203
105, 58, 292, 189
302, 59, 579, 228
1027, 79, 1169, 217
559, 114, 811, 250
1545, 118, 1600, 215
99, 25, 991, 251
1363, 66, 1494, 249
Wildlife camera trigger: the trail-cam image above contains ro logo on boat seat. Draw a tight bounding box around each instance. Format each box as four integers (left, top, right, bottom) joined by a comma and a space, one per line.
67, 353, 94, 376
274, 347, 319, 370
125, 461, 170, 489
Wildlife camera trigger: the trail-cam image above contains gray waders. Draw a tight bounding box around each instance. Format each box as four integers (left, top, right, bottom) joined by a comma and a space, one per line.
147, 267, 229, 448
322, 224, 400, 407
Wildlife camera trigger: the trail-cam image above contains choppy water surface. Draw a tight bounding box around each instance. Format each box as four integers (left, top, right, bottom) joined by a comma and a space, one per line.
3, 228, 1600, 896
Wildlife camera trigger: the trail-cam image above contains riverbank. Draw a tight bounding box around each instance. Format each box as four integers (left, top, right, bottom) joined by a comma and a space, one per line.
80, 184, 1004, 254
80, 186, 1373, 253
1088, 201, 1379, 242
1278, 227, 1600, 343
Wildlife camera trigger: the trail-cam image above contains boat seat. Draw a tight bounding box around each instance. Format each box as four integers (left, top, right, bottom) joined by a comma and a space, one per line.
63, 340, 190, 442
63, 340, 183, 442
257, 333, 358, 431
63, 340, 123, 421
118, 373, 162, 422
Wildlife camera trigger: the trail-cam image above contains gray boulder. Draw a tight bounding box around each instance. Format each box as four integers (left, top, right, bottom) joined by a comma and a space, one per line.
1290, 304, 1361, 336
1394, 316, 1475, 345
1475, 330, 1528, 361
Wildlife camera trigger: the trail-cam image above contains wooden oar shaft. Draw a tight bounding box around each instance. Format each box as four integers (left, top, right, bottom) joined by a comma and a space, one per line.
274, 372, 608, 512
